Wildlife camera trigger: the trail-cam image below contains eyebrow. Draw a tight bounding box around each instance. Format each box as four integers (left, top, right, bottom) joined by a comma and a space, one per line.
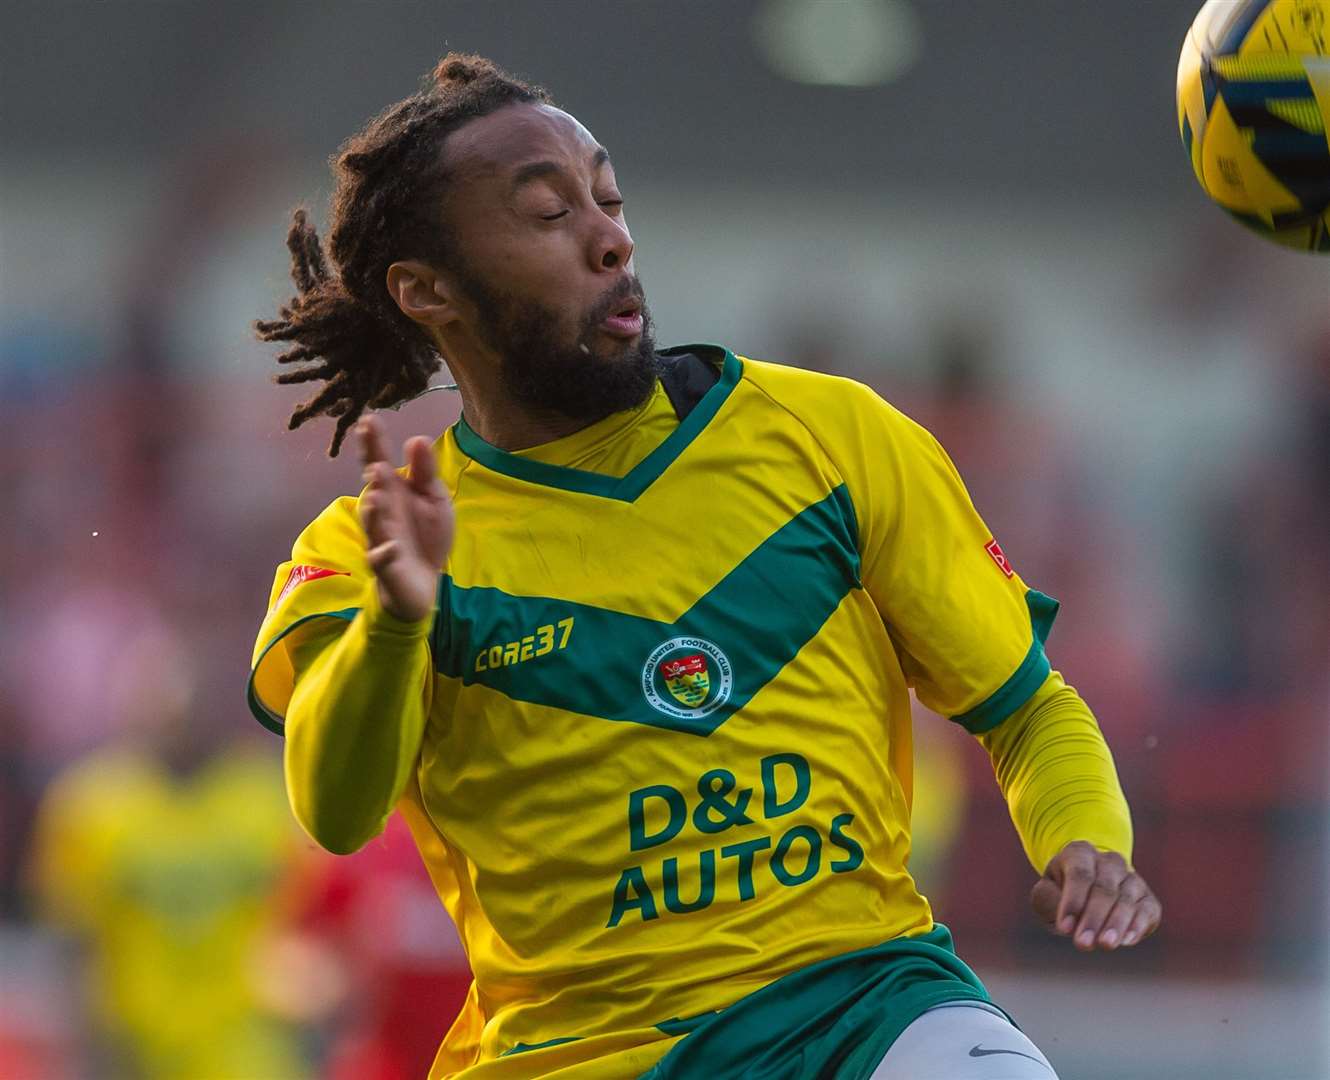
510, 146, 611, 191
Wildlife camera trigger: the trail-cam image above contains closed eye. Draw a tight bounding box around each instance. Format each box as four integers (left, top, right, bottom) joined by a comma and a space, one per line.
541, 210, 570, 221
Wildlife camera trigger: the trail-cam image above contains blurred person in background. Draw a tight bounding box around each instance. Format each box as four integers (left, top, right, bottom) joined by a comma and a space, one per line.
282, 812, 472, 1080
248, 53, 1159, 1079
29, 627, 307, 1080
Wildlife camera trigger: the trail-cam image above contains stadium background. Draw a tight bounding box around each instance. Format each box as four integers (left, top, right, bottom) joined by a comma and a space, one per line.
1, 2, 1328, 1077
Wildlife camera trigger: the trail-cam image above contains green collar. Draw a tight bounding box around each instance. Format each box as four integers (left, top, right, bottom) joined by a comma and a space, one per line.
451, 345, 741, 502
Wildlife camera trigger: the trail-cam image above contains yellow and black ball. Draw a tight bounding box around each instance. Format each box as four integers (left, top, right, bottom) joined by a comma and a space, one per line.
1177, 0, 1330, 252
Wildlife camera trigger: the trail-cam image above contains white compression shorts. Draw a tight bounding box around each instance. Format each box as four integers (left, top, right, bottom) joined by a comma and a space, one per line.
870, 1001, 1059, 1079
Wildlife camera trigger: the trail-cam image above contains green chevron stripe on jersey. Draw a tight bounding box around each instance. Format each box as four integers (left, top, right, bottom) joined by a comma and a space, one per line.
432, 484, 860, 736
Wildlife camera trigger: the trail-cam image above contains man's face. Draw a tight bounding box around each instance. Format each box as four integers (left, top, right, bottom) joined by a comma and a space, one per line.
437, 103, 658, 423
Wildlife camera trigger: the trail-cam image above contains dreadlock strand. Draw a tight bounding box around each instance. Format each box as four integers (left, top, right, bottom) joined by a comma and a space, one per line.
275, 365, 335, 387
285, 210, 326, 296
274, 344, 320, 366
299, 217, 330, 288
288, 377, 350, 429
253, 317, 294, 339
329, 412, 359, 458
255, 51, 550, 455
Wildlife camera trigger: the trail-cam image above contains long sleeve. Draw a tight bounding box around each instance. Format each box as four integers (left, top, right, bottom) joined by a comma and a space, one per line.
284, 584, 433, 855
769, 375, 1134, 870
978, 669, 1134, 872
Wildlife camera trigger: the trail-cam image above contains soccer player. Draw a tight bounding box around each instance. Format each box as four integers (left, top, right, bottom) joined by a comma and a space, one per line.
250, 54, 1161, 1079
35, 635, 305, 1079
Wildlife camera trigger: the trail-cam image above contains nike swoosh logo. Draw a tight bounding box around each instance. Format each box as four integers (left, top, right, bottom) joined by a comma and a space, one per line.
969, 1044, 1050, 1069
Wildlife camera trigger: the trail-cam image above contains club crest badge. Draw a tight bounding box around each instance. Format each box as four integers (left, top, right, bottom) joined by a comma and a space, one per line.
642, 637, 733, 720
661, 654, 710, 707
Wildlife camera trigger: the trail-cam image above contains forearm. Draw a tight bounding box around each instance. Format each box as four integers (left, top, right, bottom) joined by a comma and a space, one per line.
979, 670, 1133, 871
285, 585, 433, 854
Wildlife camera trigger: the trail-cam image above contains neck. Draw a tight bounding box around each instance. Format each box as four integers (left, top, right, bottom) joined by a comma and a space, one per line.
437, 330, 610, 451
457, 382, 600, 451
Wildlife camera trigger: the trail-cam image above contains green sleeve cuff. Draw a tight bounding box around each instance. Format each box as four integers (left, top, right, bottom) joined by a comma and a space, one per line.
246, 582, 438, 736
950, 590, 1060, 735
246, 608, 360, 735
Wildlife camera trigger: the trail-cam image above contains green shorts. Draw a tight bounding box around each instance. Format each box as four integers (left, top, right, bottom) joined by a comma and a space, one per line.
638, 925, 1010, 1080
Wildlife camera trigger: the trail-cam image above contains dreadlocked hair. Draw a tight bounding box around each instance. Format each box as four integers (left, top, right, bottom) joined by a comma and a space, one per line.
255, 53, 551, 456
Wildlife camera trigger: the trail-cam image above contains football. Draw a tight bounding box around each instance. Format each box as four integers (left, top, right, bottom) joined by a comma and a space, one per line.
1176, 0, 1330, 251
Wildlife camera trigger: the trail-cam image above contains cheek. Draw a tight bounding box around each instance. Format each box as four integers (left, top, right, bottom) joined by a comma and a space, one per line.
490, 229, 580, 289
458, 212, 545, 276
512, 244, 595, 313
457, 217, 600, 328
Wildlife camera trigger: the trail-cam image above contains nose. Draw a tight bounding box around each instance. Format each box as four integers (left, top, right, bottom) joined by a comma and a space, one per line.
591, 214, 634, 272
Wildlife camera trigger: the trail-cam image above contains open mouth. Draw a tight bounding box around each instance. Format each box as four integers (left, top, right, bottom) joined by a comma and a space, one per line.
600, 299, 644, 338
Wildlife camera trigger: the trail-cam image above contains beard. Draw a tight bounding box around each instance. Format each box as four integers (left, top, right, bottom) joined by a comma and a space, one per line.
456, 265, 660, 425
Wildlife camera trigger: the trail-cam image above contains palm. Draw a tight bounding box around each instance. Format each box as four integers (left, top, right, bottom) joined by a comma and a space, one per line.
356, 416, 454, 622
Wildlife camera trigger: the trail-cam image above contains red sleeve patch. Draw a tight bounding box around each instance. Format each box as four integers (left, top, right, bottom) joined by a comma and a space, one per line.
984, 538, 1014, 578
273, 564, 351, 610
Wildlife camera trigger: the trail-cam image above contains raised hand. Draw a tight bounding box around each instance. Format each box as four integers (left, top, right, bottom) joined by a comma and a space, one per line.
1031, 841, 1162, 952
356, 414, 454, 622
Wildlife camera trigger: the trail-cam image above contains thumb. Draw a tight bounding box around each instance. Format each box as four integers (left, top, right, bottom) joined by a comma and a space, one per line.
1030, 876, 1061, 928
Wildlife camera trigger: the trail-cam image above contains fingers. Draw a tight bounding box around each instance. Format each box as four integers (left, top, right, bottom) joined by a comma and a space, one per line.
354, 419, 453, 578
1029, 877, 1061, 928
1050, 840, 1099, 936
365, 537, 402, 573
1071, 852, 1129, 950
357, 420, 439, 501
357, 415, 389, 469
351, 418, 448, 622
405, 436, 455, 567
358, 424, 407, 549
357, 420, 421, 543
404, 435, 444, 500
1095, 874, 1149, 949
1037, 842, 1162, 953
357, 417, 402, 547
1120, 891, 1163, 948
358, 472, 404, 550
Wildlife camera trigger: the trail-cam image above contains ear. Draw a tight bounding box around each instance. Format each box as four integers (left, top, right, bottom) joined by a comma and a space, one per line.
386, 260, 464, 329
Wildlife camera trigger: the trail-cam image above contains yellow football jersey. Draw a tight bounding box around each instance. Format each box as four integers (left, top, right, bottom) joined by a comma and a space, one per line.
250, 347, 1058, 1078
32, 745, 305, 1079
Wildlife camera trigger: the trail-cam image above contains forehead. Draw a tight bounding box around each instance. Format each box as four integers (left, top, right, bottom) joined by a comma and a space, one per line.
444, 103, 604, 181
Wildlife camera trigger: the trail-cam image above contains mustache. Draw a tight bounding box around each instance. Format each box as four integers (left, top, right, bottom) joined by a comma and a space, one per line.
587, 276, 647, 325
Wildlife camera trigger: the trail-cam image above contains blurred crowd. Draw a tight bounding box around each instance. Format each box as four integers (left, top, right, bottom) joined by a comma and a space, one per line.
0, 145, 1327, 1079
